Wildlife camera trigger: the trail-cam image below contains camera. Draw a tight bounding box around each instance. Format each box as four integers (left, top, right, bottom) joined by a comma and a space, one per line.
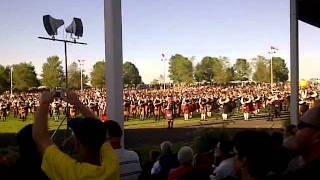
55, 89, 64, 98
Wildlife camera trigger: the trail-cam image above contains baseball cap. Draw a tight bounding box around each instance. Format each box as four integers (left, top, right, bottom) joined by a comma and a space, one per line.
67, 117, 106, 150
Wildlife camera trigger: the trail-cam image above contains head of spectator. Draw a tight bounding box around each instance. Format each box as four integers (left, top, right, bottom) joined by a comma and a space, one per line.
7, 124, 49, 179
17, 124, 41, 162
269, 132, 290, 176
168, 146, 194, 180
104, 120, 123, 149
233, 130, 272, 179
214, 140, 234, 165
290, 105, 320, 163
67, 117, 107, 164
160, 141, 173, 155
150, 150, 160, 162
177, 146, 194, 166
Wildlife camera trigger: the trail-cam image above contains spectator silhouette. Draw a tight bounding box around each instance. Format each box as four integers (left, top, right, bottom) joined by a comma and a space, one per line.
5, 124, 48, 179
139, 150, 160, 180
213, 140, 236, 180
32, 90, 119, 180
283, 105, 320, 180
104, 120, 142, 180
151, 141, 179, 180
232, 130, 272, 180
168, 146, 194, 180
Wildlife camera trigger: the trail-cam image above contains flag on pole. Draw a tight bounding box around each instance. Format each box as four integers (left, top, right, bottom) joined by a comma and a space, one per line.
271, 46, 279, 50
161, 53, 165, 58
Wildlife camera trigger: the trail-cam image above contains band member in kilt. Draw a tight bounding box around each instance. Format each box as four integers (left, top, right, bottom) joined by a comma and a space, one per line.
182, 99, 190, 120
138, 98, 146, 120
253, 95, 262, 115
154, 96, 162, 121
199, 98, 207, 121
206, 98, 213, 118
0, 101, 8, 121
273, 95, 282, 118
130, 98, 138, 119
175, 99, 181, 118
147, 98, 154, 119
165, 96, 175, 129
241, 96, 251, 121
219, 96, 230, 120
266, 96, 275, 121
123, 98, 130, 121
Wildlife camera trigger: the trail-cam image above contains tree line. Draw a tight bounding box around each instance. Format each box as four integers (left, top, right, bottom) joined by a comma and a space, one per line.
0, 56, 142, 92
164, 54, 288, 85
0, 54, 288, 92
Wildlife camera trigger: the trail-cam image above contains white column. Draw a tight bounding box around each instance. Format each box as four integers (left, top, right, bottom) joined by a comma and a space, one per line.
104, 0, 124, 128
290, 0, 299, 125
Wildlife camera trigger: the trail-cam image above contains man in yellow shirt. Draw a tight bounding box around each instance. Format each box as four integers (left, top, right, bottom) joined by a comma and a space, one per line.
32, 90, 119, 180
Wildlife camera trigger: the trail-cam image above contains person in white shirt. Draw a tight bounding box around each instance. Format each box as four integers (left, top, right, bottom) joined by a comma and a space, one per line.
105, 120, 142, 180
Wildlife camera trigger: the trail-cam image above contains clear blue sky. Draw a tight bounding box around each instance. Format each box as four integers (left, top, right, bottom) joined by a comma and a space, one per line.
1, 0, 320, 83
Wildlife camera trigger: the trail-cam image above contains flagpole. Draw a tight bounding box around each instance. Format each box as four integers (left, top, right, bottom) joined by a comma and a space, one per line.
161, 54, 166, 91
269, 46, 278, 93
10, 66, 13, 96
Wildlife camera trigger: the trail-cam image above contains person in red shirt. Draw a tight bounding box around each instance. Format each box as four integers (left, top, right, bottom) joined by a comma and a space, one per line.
168, 146, 194, 180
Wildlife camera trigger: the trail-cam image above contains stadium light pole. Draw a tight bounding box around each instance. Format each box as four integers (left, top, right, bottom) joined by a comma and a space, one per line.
10, 66, 13, 96
268, 46, 278, 93
78, 59, 85, 92
161, 54, 167, 90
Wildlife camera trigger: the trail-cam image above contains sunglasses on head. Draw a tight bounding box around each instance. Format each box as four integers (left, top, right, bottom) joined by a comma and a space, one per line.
297, 121, 320, 130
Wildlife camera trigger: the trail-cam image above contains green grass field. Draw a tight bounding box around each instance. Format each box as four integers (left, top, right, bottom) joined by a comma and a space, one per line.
0, 114, 68, 133
0, 107, 286, 133
0, 113, 224, 133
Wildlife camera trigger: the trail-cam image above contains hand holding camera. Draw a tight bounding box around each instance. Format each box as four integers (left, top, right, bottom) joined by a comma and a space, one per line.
39, 91, 56, 106
54, 89, 65, 99
61, 90, 81, 106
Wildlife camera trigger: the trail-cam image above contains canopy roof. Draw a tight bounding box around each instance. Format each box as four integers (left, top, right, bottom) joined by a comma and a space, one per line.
298, 0, 320, 28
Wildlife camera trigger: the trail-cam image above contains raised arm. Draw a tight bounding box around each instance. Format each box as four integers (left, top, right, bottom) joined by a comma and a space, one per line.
62, 90, 97, 118
33, 91, 55, 155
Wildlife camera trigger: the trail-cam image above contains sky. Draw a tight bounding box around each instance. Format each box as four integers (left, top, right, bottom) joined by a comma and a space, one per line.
0, 0, 320, 83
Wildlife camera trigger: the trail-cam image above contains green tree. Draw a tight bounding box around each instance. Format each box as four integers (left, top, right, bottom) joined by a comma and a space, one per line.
214, 57, 233, 84
13, 62, 40, 91
150, 78, 159, 85
41, 56, 65, 88
168, 54, 193, 84
0, 65, 10, 93
194, 56, 232, 84
194, 56, 219, 82
123, 62, 142, 85
233, 58, 251, 81
252, 56, 270, 83
68, 62, 88, 89
272, 57, 289, 82
91, 61, 106, 88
